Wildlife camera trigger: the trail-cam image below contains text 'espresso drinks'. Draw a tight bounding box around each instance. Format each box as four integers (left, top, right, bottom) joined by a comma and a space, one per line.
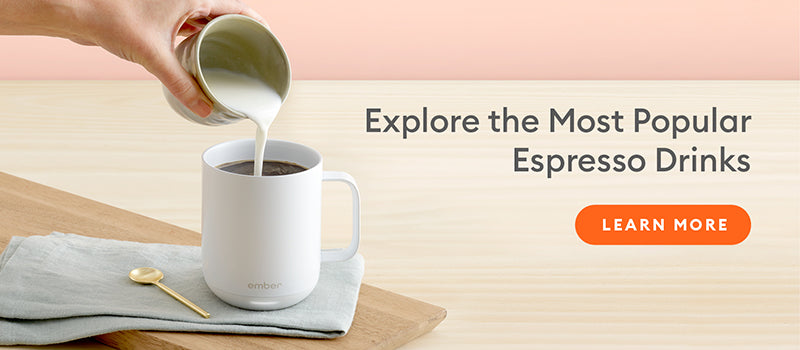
203, 68, 282, 176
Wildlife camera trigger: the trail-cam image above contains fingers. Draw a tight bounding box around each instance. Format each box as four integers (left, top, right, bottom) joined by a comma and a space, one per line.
239, 7, 268, 28
147, 48, 213, 117
178, 20, 206, 37
179, 1, 268, 37
206, 0, 268, 27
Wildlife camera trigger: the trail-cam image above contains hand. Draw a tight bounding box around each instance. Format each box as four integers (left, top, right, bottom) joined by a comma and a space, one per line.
0, 0, 266, 118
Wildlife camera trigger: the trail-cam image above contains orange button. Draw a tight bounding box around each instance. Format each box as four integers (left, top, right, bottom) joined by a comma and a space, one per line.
576, 205, 750, 245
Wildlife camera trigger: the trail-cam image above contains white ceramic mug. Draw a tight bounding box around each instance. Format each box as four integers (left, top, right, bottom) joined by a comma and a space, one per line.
201, 139, 360, 310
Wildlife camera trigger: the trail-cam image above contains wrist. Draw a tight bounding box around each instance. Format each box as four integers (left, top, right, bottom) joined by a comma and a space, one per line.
42, 0, 95, 42
0, 0, 90, 39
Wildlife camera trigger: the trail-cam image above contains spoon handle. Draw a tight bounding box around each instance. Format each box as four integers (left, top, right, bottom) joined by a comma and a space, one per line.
154, 282, 211, 318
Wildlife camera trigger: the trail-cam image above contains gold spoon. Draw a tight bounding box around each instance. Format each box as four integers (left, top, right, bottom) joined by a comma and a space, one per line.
129, 267, 210, 318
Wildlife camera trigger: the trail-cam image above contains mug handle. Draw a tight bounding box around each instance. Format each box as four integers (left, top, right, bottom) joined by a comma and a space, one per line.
321, 171, 361, 262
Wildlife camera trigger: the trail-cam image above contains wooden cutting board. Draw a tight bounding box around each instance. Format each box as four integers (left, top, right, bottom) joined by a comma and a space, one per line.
0, 172, 445, 349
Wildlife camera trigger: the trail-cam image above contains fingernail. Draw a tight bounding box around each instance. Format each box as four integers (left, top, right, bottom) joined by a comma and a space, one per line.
194, 100, 213, 118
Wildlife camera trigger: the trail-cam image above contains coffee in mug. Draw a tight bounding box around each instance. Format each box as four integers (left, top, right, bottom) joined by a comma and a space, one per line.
217, 160, 307, 176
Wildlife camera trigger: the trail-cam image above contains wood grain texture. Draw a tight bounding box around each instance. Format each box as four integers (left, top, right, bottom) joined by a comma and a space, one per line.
0, 81, 798, 349
0, 171, 445, 349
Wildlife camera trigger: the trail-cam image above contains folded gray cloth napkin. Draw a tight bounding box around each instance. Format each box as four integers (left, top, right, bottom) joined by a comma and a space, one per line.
0, 232, 364, 345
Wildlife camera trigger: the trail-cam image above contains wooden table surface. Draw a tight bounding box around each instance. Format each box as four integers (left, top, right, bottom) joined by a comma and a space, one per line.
0, 81, 798, 349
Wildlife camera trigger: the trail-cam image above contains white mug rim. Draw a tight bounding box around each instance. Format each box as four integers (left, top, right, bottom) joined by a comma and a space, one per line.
202, 139, 322, 178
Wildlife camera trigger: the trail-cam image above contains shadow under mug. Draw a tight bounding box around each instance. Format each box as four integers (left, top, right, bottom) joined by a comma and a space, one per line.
201, 139, 360, 310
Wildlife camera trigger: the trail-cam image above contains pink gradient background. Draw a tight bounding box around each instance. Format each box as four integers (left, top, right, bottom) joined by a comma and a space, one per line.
0, 0, 797, 80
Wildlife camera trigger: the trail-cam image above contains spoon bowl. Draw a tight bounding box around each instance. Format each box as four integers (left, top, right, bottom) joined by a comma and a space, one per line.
129, 267, 164, 284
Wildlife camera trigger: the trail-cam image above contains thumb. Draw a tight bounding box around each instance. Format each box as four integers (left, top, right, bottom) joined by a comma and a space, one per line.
148, 48, 213, 118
